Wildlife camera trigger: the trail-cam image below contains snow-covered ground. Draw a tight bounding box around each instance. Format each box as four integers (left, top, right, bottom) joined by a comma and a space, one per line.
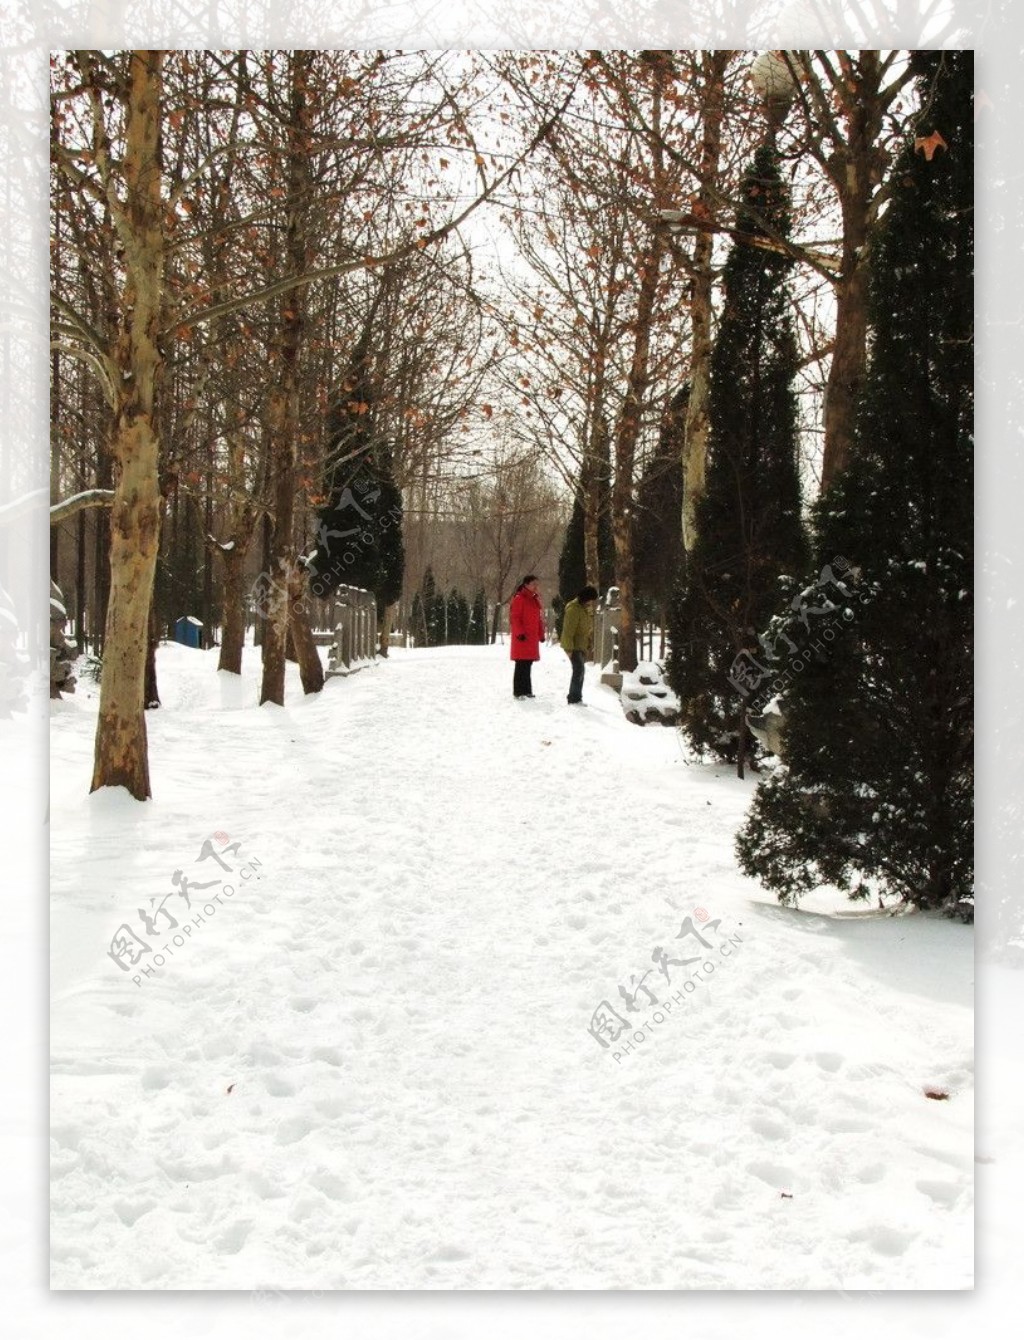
46, 640, 976, 1292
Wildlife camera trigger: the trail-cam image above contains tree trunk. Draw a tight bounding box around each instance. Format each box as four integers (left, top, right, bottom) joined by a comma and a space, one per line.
217, 545, 249, 673
75, 509, 86, 652
202, 440, 214, 648
92, 456, 112, 656
817, 52, 884, 493
144, 597, 160, 708
259, 53, 312, 706
581, 384, 608, 586
287, 564, 325, 694
821, 238, 870, 491
90, 51, 165, 800
682, 52, 730, 553
612, 240, 663, 674
378, 600, 397, 656
736, 699, 747, 781
610, 59, 671, 675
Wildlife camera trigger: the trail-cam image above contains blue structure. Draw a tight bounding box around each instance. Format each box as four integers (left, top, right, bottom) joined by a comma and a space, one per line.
173, 616, 203, 648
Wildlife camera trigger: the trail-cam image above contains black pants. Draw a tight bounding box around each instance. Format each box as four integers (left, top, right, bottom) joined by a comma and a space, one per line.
513, 659, 534, 697
568, 651, 586, 703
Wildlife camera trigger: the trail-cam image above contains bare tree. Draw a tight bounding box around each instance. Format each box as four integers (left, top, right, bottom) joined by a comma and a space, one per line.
51, 52, 167, 798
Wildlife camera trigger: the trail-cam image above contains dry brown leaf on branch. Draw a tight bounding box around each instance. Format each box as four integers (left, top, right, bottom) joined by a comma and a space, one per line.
914, 130, 948, 161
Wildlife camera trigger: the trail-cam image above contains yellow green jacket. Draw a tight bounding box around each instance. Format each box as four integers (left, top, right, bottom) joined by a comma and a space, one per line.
561, 597, 594, 653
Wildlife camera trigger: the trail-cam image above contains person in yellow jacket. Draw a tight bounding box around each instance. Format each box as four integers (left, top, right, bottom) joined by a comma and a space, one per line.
560, 584, 599, 704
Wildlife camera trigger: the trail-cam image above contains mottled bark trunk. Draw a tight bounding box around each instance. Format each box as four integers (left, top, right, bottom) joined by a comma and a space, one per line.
90, 51, 165, 800
683, 340, 712, 554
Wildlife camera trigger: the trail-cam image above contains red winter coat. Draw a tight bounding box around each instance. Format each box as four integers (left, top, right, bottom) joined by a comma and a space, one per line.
509, 586, 545, 661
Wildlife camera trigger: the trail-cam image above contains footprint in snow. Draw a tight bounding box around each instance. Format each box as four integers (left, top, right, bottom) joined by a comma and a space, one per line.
750, 1115, 788, 1142
848, 1223, 916, 1257
814, 1051, 844, 1073
139, 1066, 172, 1091
746, 1161, 796, 1191
856, 1163, 886, 1184
264, 1073, 295, 1097
309, 1168, 356, 1201
113, 1199, 156, 1227
429, 1244, 472, 1262
215, 1220, 253, 1255
311, 1045, 343, 1066
274, 1116, 313, 1145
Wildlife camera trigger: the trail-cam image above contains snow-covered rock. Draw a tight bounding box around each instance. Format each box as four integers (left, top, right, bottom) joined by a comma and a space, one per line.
620, 660, 679, 726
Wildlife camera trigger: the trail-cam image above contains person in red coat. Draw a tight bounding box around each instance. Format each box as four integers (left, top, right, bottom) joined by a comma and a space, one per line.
509, 574, 545, 698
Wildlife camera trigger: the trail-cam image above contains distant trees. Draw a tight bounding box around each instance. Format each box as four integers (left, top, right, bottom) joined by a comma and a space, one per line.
409, 566, 486, 647
445, 445, 564, 642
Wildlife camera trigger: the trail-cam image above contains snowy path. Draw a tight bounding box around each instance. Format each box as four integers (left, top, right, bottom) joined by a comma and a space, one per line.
50, 643, 973, 1289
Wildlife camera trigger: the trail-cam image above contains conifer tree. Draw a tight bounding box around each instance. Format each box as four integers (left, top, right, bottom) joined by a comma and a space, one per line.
666, 145, 808, 768
469, 589, 488, 645
308, 330, 404, 616
412, 565, 440, 646
446, 588, 470, 644
736, 52, 973, 914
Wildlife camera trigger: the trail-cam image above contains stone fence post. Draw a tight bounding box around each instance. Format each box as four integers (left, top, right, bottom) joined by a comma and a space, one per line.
592, 586, 622, 690
327, 584, 378, 677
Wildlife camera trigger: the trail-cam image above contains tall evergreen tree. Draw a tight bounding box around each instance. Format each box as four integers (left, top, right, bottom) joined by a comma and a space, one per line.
736, 52, 973, 914
446, 588, 470, 644
411, 565, 435, 646
666, 145, 808, 768
307, 321, 404, 617
468, 588, 488, 645
410, 565, 447, 647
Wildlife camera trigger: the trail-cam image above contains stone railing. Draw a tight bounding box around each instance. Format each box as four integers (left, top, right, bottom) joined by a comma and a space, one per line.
326, 585, 377, 676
